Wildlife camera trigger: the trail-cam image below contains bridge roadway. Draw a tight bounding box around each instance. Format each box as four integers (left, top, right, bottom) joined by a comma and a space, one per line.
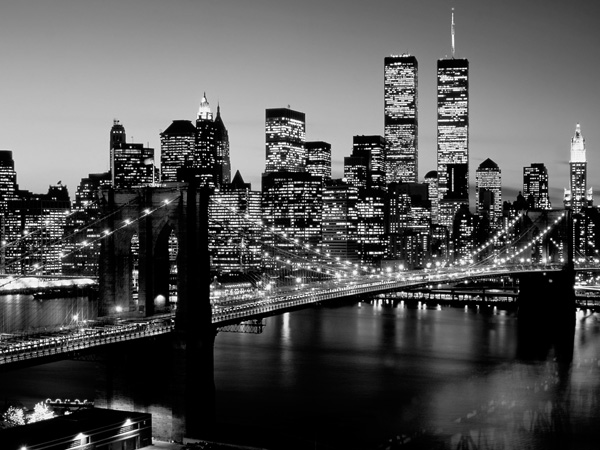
0, 263, 595, 368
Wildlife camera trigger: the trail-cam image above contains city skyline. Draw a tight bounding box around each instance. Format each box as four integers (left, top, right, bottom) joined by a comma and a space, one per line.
1, 0, 599, 207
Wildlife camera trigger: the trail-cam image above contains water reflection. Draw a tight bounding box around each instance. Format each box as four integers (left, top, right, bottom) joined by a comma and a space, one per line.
214, 301, 600, 449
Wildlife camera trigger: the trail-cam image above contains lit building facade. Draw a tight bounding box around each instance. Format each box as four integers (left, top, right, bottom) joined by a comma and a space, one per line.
384, 54, 418, 183
424, 170, 439, 225
355, 189, 386, 264
305, 141, 332, 181
436, 57, 469, 227
0, 150, 18, 274
209, 171, 262, 274
5, 185, 71, 275
214, 104, 231, 186
322, 179, 359, 262
475, 158, 502, 226
352, 135, 386, 190
564, 123, 590, 213
523, 163, 551, 209
194, 93, 218, 188
110, 120, 156, 188
62, 172, 111, 276
265, 108, 306, 173
160, 120, 196, 183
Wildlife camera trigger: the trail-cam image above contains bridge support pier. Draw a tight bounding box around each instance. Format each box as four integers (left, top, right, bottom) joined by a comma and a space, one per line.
516, 267, 576, 360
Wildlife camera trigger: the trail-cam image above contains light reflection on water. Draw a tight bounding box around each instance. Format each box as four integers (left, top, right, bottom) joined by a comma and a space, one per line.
214, 301, 600, 449
0, 294, 599, 449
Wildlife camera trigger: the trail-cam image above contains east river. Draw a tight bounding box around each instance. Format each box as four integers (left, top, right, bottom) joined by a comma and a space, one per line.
1, 295, 600, 449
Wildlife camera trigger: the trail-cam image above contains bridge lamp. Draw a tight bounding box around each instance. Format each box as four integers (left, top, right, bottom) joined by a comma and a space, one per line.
144, 208, 151, 215
115, 305, 123, 313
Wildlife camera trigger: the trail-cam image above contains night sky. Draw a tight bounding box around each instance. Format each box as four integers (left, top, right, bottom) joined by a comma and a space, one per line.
1, 0, 599, 207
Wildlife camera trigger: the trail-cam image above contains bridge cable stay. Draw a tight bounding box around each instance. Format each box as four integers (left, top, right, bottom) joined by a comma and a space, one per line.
0, 193, 182, 336
0, 196, 143, 286
467, 212, 565, 269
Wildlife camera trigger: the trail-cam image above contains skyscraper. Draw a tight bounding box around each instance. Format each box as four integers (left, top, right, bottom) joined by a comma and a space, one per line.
160, 120, 196, 183
110, 120, 156, 188
566, 123, 589, 213
384, 54, 418, 183
214, 104, 231, 186
523, 163, 551, 209
437, 11, 469, 227
265, 108, 306, 173
352, 135, 386, 190
194, 93, 217, 188
475, 158, 502, 226
0, 150, 18, 213
305, 141, 332, 181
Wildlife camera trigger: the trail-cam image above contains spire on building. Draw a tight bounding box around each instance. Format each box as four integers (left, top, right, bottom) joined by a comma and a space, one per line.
570, 122, 586, 163
197, 92, 213, 121
451, 8, 456, 58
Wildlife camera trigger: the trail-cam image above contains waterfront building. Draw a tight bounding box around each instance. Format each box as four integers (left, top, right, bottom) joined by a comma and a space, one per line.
343, 155, 369, 191
209, 171, 262, 274
5, 185, 71, 275
0, 150, 18, 273
160, 120, 196, 183
564, 123, 591, 213
384, 54, 418, 183
194, 93, 218, 188
453, 203, 477, 263
322, 179, 359, 262
265, 108, 306, 173
305, 141, 332, 181
523, 163, 551, 209
475, 158, 502, 227
62, 172, 111, 276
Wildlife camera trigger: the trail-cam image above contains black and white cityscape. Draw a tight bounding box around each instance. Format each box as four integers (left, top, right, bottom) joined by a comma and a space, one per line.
1, 1, 600, 450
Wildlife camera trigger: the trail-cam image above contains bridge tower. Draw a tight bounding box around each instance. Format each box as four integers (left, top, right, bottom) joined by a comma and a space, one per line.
516, 209, 575, 358
98, 182, 215, 441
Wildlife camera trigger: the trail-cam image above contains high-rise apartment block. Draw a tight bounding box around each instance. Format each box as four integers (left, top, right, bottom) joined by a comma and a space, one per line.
475, 158, 502, 226
523, 163, 551, 210
384, 54, 418, 183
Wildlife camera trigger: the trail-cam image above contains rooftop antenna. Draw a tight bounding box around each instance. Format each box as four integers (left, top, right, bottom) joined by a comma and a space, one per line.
451, 7, 456, 58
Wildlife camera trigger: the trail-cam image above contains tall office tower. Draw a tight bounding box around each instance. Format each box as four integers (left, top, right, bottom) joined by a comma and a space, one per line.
523, 163, 551, 209
62, 172, 111, 276
384, 54, 418, 183
437, 11, 469, 228
261, 172, 322, 253
109, 120, 126, 185
209, 171, 262, 274
265, 108, 306, 173
355, 189, 386, 263
424, 170, 439, 224
305, 141, 332, 181
565, 123, 588, 213
214, 104, 231, 186
6, 185, 71, 275
352, 135, 386, 189
160, 120, 196, 183
343, 155, 369, 191
0, 151, 18, 212
322, 179, 359, 262
194, 93, 218, 188
475, 158, 502, 226
0, 150, 18, 274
